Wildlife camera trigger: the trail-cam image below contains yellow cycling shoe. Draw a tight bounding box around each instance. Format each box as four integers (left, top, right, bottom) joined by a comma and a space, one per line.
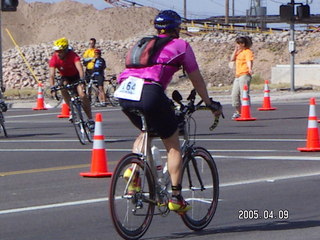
168, 195, 192, 215
123, 167, 141, 194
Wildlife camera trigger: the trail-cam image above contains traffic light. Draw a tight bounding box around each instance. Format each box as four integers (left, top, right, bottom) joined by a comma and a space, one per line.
1, 0, 18, 12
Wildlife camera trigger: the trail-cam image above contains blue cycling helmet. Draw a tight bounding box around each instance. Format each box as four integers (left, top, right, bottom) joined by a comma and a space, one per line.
154, 10, 182, 30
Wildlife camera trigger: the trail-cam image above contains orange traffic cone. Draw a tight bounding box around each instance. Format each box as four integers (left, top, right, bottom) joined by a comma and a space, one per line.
33, 83, 48, 110
258, 80, 277, 111
235, 85, 256, 121
57, 100, 70, 118
297, 98, 320, 152
80, 113, 112, 177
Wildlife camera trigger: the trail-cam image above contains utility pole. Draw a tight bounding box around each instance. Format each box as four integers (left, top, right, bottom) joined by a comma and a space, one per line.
232, 0, 234, 17
0, 10, 3, 95
289, 16, 295, 91
183, 0, 186, 19
225, 0, 229, 24
289, 0, 296, 92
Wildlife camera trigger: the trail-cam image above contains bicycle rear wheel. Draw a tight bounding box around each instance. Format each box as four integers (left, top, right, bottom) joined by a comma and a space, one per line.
71, 102, 88, 145
87, 86, 99, 106
105, 84, 119, 107
0, 112, 8, 137
109, 153, 155, 240
180, 146, 219, 231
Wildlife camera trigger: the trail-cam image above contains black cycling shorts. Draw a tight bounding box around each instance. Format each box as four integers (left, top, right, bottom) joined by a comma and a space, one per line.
60, 75, 80, 84
119, 84, 178, 139
93, 75, 105, 87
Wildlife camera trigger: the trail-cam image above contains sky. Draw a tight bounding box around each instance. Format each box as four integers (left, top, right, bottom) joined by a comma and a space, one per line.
24, 0, 320, 19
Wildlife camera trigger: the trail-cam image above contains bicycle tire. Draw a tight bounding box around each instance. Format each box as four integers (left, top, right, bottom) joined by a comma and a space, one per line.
109, 153, 155, 240
105, 84, 119, 107
180, 146, 219, 231
71, 102, 88, 145
43, 86, 62, 108
87, 85, 99, 106
0, 112, 8, 137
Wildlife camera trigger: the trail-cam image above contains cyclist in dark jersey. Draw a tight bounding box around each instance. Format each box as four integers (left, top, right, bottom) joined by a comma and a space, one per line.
117, 10, 222, 214
92, 49, 107, 107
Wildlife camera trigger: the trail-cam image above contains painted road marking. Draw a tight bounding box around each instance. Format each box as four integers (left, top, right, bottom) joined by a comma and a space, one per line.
1, 170, 320, 215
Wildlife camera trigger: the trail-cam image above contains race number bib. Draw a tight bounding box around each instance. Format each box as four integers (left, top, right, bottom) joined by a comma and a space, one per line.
114, 76, 144, 101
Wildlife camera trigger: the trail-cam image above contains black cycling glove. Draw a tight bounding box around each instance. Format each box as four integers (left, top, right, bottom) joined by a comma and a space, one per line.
206, 98, 222, 112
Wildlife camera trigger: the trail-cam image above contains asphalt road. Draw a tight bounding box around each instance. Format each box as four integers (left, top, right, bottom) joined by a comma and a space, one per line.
1, 100, 320, 240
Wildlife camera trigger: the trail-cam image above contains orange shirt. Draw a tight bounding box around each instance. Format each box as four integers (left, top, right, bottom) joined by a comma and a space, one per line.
235, 49, 254, 77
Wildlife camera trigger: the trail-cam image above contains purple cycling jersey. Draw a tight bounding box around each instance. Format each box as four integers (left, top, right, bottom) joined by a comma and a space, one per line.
118, 34, 199, 90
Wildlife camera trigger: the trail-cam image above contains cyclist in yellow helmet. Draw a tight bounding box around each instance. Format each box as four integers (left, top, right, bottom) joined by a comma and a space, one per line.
49, 37, 95, 130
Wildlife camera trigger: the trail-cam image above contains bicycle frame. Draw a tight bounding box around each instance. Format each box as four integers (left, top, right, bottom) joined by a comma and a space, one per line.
109, 89, 221, 239
53, 80, 92, 144
126, 111, 168, 207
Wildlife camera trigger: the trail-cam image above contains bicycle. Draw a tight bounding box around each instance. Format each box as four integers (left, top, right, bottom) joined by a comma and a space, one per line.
109, 89, 221, 240
0, 101, 8, 137
105, 74, 119, 107
44, 84, 63, 108
86, 74, 119, 107
85, 75, 100, 107
52, 79, 93, 145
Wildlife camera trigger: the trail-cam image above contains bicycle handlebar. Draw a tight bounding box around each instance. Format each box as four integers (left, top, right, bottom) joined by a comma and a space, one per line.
51, 79, 86, 101
172, 89, 224, 131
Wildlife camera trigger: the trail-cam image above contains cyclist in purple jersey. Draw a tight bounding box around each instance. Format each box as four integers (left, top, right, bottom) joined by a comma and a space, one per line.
117, 10, 222, 214
119, 37, 199, 90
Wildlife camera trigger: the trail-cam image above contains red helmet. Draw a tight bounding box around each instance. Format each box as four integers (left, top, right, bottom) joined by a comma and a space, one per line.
94, 49, 101, 54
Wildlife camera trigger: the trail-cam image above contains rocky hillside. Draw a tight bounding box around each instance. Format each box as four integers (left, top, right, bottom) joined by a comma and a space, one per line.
2, 0, 320, 92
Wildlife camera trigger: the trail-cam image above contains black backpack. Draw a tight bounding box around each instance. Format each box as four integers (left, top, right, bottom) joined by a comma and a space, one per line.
125, 36, 174, 68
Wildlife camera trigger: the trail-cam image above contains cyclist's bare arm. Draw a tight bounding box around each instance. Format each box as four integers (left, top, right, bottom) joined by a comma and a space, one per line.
187, 69, 222, 117
49, 67, 56, 87
75, 61, 85, 80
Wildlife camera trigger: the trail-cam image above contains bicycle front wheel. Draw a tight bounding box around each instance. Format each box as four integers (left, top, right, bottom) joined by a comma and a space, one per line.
43, 86, 62, 108
71, 102, 88, 145
105, 84, 119, 107
180, 146, 219, 231
0, 112, 8, 137
109, 153, 155, 240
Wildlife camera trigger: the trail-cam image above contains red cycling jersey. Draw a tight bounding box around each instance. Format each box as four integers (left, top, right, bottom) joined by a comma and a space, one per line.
49, 50, 81, 76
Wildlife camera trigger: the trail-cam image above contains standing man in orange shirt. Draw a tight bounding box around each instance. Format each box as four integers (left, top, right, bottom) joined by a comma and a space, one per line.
230, 36, 254, 119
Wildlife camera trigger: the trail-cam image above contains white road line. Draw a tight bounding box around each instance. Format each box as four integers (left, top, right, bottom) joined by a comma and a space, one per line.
1, 171, 320, 215
4, 108, 119, 119
0, 138, 305, 143
0, 198, 107, 215
0, 139, 126, 143
0, 149, 318, 161
0, 149, 296, 153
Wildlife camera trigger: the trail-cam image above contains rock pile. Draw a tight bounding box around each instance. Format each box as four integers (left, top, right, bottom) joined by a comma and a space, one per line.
3, 30, 320, 91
